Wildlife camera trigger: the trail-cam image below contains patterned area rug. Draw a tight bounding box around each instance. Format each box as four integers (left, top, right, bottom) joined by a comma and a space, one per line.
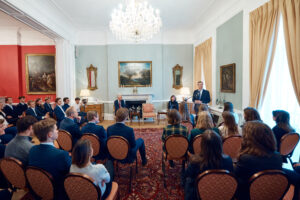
115, 128, 184, 200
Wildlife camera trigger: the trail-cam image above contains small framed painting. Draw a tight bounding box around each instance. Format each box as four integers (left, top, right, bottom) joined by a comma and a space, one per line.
86, 64, 98, 90
220, 63, 236, 93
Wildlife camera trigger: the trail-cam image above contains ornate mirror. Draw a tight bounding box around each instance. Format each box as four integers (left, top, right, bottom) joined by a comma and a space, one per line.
172, 64, 183, 89
86, 64, 98, 90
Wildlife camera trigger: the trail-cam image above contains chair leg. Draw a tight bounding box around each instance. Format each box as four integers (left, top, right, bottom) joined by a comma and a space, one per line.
136, 158, 138, 174
129, 166, 133, 193
162, 153, 166, 188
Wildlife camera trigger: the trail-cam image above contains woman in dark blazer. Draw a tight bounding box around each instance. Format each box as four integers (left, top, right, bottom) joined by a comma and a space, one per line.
35, 98, 46, 116
167, 95, 179, 111
184, 130, 233, 200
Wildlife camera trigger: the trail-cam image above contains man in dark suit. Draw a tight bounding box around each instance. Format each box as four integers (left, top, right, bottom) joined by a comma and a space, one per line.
28, 118, 71, 198
192, 81, 211, 115
59, 106, 82, 145
54, 97, 66, 127
107, 108, 147, 165
62, 97, 70, 111
81, 111, 107, 159
26, 100, 48, 121
3, 97, 18, 125
44, 97, 53, 117
16, 96, 28, 116
114, 95, 126, 115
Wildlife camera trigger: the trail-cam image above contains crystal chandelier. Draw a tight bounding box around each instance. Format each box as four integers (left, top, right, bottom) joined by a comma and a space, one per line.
109, 0, 162, 42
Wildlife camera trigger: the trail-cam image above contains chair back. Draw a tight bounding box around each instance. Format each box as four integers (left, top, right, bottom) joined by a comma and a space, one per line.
107, 136, 129, 160
222, 135, 242, 162
57, 130, 73, 152
196, 170, 237, 200
165, 135, 188, 159
249, 170, 290, 200
142, 103, 154, 113
64, 173, 100, 200
280, 133, 299, 156
192, 134, 203, 154
26, 167, 54, 200
81, 133, 100, 156
0, 157, 26, 189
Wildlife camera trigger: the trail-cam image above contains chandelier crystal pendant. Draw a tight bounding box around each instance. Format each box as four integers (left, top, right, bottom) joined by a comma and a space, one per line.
109, 0, 162, 42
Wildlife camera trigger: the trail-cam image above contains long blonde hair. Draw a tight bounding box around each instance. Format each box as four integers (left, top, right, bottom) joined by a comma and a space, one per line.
196, 111, 214, 129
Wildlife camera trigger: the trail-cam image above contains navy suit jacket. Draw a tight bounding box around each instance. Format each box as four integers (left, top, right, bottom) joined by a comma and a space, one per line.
107, 123, 136, 161
192, 89, 211, 104
44, 103, 53, 116
28, 144, 71, 189
16, 103, 28, 116
54, 106, 66, 123
25, 108, 43, 120
60, 118, 82, 144
114, 100, 126, 113
62, 104, 70, 111
3, 105, 17, 118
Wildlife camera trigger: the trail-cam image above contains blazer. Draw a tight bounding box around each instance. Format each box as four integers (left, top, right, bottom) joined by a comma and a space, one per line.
16, 103, 28, 116
54, 105, 66, 124
36, 105, 46, 115
114, 100, 126, 114
44, 103, 53, 116
167, 101, 179, 110
192, 89, 211, 104
62, 104, 70, 111
107, 123, 136, 161
3, 105, 17, 118
60, 118, 82, 144
25, 108, 43, 121
81, 122, 107, 152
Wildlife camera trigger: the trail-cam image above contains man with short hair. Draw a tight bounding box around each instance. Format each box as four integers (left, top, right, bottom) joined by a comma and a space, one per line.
5, 116, 37, 165
107, 108, 147, 166
16, 96, 28, 116
62, 97, 70, 111
28, 118, 71, 198
26, 100, 49, 121
59, 106, 82, 145
192, 81, 211, 115
3, 97, 18, 125
114, 95, 125, 115
81, 111, 107, 159
44, 97, 54, 117
54, 97, 66, 127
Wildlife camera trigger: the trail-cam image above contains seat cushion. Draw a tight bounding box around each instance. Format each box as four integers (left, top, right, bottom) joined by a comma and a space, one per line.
143, 113, 156, 118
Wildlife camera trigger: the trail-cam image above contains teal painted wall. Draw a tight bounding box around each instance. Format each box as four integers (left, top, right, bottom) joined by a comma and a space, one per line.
216, 11, 243, 110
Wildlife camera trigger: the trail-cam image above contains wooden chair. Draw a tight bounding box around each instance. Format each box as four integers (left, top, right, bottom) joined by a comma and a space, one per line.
192, 134, 203, 155
56, 129, 73, 152
222, 135, 243, 163
64, 172, 119, 200
142, 103, 156, 124
0, 157, 27, 192
25, 166, 54, 200
107, 136, 138, 193
162, 134, 188, 188
279, 133, 299, 165
81, 133, 100, 157
196, 170, 238, 200
249, 170, 290, 200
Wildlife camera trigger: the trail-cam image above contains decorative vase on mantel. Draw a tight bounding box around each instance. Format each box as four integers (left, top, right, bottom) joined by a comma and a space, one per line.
133, 87, 138, 94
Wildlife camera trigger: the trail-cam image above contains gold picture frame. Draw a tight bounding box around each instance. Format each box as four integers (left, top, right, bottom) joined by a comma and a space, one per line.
220, 63, 236, 93
118, 61, 152, 87
86, 64, 98, 90
172, 64, 183, 89
25, 54, 56, 94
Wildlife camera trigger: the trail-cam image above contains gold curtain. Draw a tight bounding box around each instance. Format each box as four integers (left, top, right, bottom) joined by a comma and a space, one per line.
280, 0, 300, 105
194, 38, 212, 104
249, 0, 279, 108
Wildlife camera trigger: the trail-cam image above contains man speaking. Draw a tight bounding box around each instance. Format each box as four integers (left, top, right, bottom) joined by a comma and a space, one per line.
192, 81, 211, 115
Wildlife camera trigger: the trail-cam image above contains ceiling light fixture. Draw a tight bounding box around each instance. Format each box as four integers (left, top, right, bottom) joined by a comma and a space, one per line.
109, 0, 162, 42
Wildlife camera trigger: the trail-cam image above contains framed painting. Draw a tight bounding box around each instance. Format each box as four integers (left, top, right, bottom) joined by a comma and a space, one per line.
118, 61, 152, 87
220, 63, 236, 93
172, 64, 183, 89
86, 64, 98, 90
26, 54, 56, 94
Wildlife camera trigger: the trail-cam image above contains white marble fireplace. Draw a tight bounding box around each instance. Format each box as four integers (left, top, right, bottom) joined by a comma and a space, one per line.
122, 94, 153, 103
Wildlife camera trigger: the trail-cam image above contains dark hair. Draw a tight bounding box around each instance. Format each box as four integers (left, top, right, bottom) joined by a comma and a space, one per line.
45, 97, 50, 101
0, 119, 5, 125
167, 109, 181, 125
33, 118, 57, 142
16, 116, 37, 133
87, 111, 98, 122
190, 130, 223, 170
116, 108, 129, 122
18, 96, 25, 100
63, 97, 69, 102
5, 97, 12, 103
275, 110, 295, 133
223, 102, 234, 112
170, 95, 176, 102
272, 110, 283, 118
75, 97, 80, 101
72, 139, 91, 168
244, 107, 261, 122
240, 121, 276, 157
222, 111, 238, 136
35, 98, 42, 106
55, 98, 61, 103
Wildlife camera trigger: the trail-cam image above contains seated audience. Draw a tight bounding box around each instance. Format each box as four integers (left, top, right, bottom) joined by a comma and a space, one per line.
3, 97, 18, 125
5, 116, 37, 165
162, 109, 188, 167
54, 97, 66, 126
60, 107, 82, 145
26, 100, 48, 121
44, 97, 54, 117
243, 107, 261, 123
28, 118, 71, 198
188, 111, 219, 153
62, 97, 70, 111
81, 111, 108, 159
235, 121, 282, 199
193, 103, 209, 126
73, 97, 82, 113
0, 119, 15, 144
184, 130, 233, 200
168, 95, 179, 110
0, 102, 9, 126
16, 96, 28, 117
70, 139, 112, 199
114, 95, 125, 114
179, 98, 195, 126
35, 98, 46, 116
272, 110, 295, 150
107, 108, 147, 165
223, 102, 239, 124
272, 109, 283, 121
218, 111, 241, 138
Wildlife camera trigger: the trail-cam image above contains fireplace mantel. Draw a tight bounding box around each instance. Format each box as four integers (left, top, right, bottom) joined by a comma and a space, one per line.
122, 94, 153, 103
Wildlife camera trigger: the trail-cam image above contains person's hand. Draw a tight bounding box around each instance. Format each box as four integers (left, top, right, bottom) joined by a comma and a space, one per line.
101, 180, 105, 187
195, 100, 201, 104
7, 116, 12, 119
45, 112, 50, 119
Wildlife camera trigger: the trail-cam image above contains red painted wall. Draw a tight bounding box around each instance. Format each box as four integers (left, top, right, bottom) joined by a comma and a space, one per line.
0, 45, 56, 102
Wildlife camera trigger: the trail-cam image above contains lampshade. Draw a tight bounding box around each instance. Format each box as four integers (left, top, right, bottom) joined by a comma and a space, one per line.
180, 87, 190, 95
80, 89, 90, 97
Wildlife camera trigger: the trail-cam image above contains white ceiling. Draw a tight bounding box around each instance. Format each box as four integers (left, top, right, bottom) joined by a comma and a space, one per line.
50, 0, 216, 31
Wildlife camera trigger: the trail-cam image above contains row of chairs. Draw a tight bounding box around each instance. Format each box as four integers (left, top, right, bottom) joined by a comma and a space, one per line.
0, 157, 119, 200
